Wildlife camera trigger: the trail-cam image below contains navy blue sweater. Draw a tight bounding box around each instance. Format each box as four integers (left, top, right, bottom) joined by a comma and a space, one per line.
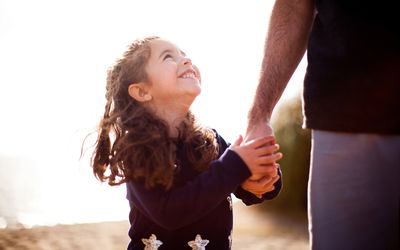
126, 131, 281, 250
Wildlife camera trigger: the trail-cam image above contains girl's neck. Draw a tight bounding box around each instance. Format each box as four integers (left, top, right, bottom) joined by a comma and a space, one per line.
165, 112, 187, 138
147, 100, 193, 138
152, 107, 189, 138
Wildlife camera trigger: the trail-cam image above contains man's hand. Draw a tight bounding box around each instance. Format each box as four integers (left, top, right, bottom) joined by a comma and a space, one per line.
242, 122, 282, 198
245, 122, 279, 181
245, 122, 274, 142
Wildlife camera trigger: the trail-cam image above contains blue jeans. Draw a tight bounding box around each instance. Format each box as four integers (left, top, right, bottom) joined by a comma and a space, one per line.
308, 130, 400, 250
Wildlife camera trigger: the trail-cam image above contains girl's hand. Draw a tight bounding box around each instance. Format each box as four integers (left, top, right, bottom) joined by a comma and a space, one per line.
229, 135, 282, 178
241, 170, 280, 198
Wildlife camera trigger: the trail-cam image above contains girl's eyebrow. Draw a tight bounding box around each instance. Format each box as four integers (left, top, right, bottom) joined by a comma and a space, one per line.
159, 49, 186, 59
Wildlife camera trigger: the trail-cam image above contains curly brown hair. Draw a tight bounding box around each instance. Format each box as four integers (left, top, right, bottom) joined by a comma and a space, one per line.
91, 36, 219, 190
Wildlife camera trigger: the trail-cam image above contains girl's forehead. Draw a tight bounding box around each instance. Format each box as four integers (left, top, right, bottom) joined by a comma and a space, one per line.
150, 39, 185, 55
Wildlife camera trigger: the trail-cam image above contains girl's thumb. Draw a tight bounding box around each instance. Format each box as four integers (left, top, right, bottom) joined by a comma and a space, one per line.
232, 135, 243, 147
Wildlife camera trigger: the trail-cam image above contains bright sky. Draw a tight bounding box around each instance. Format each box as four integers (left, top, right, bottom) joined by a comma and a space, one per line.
0, 0, 305, 226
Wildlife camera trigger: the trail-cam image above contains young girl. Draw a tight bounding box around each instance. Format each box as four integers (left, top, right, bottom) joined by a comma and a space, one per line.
91, 36, 282, 250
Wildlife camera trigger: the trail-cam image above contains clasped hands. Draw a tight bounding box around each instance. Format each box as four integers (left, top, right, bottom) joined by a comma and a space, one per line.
229, 124, 282, 198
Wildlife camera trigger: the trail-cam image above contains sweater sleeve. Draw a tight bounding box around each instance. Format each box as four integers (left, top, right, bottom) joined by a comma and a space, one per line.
234, 167, 282, 206
126, 148, 252, 230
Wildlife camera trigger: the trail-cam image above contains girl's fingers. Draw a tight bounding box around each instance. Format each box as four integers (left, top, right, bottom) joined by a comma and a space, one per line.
264, 165, 279, 176
242, 174, 280, 197
257, 176, 272, 185
256, 176, 279, 193
261, 175, 280, 188
251, 163, 280, 177
255, 143, 280, 155
252, 165, 276, 176
247, 136, 276, 148
231, 135, 243, 147
268, 176, 280, 187
256, 153, 283, 164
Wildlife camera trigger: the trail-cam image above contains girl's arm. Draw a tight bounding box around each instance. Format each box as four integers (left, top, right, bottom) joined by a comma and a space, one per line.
126, 148, 251, 230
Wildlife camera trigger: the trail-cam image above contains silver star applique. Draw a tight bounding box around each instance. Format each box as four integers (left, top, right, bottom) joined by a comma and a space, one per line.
227, 196, 233, 211
188, 234, 209, 250
142, 234, 163, 250
228, 230, 233, 249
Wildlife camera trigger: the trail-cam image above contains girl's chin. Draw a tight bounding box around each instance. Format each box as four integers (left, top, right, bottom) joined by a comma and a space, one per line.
189, 85, 202, 96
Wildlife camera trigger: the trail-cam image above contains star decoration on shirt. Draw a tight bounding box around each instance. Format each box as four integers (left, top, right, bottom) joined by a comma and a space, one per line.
188, 234, 209, 250
228, 230, 233, 248
142, 234, 163, 250
227, 196, 233, 211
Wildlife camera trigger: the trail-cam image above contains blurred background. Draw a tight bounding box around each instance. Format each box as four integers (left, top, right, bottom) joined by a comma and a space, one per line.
0, 0, 310, 249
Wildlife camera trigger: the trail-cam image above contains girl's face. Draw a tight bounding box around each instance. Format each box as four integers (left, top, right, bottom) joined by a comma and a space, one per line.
144, 39, 201, 109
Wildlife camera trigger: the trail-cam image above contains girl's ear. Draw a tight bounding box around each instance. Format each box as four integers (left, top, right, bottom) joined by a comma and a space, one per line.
128, 83, 152, 102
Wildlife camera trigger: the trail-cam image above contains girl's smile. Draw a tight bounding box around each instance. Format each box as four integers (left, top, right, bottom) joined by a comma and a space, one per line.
178, 69, 199, 81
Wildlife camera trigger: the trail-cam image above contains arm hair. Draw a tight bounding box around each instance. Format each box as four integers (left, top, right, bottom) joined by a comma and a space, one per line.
248, 0, 316, 126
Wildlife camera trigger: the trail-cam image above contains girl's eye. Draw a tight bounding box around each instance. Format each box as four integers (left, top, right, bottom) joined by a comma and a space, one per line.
163, 54, 173, 60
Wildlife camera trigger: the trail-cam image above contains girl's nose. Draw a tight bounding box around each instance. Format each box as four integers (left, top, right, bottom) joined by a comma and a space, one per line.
181, 57, 192, 66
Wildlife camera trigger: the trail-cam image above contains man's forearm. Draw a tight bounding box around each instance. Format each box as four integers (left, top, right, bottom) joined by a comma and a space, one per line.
248, 0, 316, 126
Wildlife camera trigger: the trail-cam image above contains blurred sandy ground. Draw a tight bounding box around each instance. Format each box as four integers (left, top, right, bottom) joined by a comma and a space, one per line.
0, 202, 309, 250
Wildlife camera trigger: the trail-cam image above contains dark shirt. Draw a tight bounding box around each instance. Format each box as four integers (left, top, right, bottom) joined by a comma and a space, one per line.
304, 0, 400, 134
126, 131, 281, 250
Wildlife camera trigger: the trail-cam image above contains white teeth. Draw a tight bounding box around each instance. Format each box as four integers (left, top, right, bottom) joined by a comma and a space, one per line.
181, 73, 196, 79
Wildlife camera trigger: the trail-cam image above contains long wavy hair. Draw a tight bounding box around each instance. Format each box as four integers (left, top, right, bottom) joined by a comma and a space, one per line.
91, 36, 219, 190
